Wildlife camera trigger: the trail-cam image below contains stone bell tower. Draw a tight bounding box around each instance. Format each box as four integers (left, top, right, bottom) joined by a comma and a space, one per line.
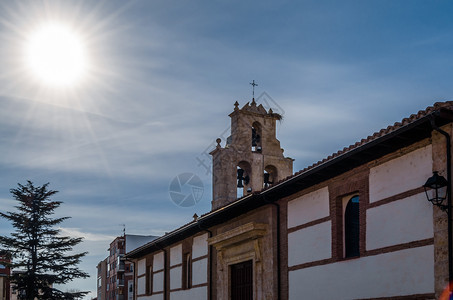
210, 99, 293, 210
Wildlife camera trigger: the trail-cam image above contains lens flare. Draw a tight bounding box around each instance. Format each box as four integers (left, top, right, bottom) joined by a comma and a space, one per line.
439, 282, 453, 300
25, 22, 87, 87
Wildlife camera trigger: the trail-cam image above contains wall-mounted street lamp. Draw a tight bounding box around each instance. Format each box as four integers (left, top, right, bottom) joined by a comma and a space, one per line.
426, 115, 452, 298
424, 171, 449, 211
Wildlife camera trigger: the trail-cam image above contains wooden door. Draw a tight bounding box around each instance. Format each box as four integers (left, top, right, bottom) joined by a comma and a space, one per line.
230, 260, 253, 300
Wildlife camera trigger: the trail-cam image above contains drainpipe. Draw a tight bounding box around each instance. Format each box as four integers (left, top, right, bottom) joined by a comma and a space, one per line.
197, 221, 213, 300
429, 116, 452, 296
264, 196, 281, 300
163, 248, 168, 300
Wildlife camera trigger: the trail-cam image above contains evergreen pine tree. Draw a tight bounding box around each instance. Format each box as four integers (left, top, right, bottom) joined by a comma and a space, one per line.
0, 181, 89, 300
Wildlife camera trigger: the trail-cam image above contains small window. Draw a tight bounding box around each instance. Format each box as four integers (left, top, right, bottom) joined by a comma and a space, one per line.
344, 195, 360, 258
147, 265, 153, 295
183, 253, 192, 289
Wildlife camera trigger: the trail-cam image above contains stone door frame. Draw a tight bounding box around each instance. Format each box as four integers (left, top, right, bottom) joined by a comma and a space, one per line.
208, 222, 268, 300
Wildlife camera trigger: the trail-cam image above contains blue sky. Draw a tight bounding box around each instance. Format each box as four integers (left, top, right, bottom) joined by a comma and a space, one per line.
1, 0, 453, 297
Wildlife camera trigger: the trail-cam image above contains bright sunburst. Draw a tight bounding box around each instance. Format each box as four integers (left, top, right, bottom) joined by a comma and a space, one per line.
25, 22, 87, 87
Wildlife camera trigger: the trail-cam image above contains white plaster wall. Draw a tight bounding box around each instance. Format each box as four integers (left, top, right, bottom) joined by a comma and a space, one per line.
369, 145, 432, 203
192, 258, 208, 285
192, 233, 208, 259
137, 259, 146, 276
170, 244, 182, 266
367, 193, 434, 250
154, 252, 164, 271
288, 221, 331, 267
137, 276, 146, 295
153, 271, 164, 292
137, 295, 163, 300
170, 266, 182, 290
287, 187, 329, 228
170, 286, 207, 300
289, 245, 434, 299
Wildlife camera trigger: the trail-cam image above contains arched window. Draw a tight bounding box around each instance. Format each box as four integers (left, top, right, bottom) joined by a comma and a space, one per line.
147, 265, 153, 294
183, 253, 192, 289
251, 122, 262, 152
264, 165, 278, 188
344, 195, 360, 258
237, 162, 251, 198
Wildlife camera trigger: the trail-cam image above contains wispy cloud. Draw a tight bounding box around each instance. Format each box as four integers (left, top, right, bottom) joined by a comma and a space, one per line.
59, 227, 115, 242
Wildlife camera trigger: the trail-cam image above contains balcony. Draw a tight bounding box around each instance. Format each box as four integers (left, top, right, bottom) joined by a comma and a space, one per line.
117, 259, 125, 272
117, 278, 124, 287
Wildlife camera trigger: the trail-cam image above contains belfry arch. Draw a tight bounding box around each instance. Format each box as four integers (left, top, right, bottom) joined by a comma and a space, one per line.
210, 99, 293, 210
264, 165, 278, 188
251, 121, 262, 152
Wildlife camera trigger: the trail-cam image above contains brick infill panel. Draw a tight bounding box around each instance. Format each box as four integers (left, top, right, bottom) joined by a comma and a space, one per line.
365, 238, 433, 257
367, 187, 425, 209
150, 291, 164, 295
287, 216, 331, 234
288, 238, 433, 271
169, 263, 183, 269
355, 293, 435, 300
152, 269, 164, 275
191, 283, 208, 289
288, 258, 335, 271
192, 255, 208, 263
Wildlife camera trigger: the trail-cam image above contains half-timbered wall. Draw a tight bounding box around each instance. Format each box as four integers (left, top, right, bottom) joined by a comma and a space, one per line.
287, 143, 436, 299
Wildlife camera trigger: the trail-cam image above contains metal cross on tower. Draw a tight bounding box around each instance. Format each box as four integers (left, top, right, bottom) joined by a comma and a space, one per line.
250, 80, 258, 98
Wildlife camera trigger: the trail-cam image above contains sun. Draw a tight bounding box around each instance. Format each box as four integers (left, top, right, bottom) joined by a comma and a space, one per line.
25, 22, 87, 87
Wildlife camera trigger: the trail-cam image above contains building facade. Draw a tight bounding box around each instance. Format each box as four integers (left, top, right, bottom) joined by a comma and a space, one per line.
98, 235, 157, 300
97, 258, 108, 300
127, 100, 453, 299
0, 252, 10, 300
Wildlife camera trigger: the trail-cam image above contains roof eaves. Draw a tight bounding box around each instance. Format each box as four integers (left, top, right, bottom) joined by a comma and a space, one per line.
261, 111, 436, 195
127, 102, 453, 259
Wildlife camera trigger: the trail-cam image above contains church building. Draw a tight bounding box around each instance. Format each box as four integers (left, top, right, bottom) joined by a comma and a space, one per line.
126, 99, 453, 300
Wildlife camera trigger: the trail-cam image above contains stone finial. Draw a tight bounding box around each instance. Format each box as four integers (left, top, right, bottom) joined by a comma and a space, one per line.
216, 138, 222, 148
269, 108, 273, 114
251, 98, 257, 106
234, 101, 239, 110
257, 104, 267, 114
193, 213, 198, 221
